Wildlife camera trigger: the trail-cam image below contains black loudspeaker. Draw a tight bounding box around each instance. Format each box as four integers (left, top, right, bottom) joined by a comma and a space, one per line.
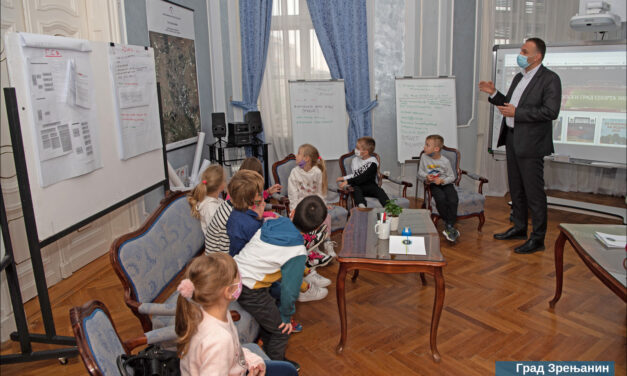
211, 113, 227, 137
228, 122, 251, 146
246, 111, 263, 134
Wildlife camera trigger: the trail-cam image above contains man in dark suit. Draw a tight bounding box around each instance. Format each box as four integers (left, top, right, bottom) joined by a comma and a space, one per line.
479, 37, 562, 254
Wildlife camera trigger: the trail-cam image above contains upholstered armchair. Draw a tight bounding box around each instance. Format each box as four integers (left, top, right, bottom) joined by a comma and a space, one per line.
338, 151, 412, 210
271, 154, 348, 234
418, 146, 488, 231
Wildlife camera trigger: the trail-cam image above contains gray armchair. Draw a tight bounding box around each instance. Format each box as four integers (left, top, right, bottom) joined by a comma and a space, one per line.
417, 146, 488, 231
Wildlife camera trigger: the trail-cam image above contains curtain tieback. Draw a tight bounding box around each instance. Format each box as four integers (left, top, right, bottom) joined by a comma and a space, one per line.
347, 99, 378, 117
231, 101, 259, 113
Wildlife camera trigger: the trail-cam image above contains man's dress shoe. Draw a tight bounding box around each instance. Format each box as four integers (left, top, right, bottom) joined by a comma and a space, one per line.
514, 239, 545, 254
493, 227, 527, 240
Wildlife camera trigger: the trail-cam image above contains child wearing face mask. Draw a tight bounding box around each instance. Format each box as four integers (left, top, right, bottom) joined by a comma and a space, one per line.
417, 134, 459, 243
288, 144, 334, 267
175, 253, 298, 376
337, 136, 390, 208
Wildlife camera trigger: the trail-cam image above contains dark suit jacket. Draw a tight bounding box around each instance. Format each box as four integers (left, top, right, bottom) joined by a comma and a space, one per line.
489, 65, 562, 158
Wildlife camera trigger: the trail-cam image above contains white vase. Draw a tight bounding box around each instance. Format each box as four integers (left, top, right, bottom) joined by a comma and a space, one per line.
389, 216, 400, 232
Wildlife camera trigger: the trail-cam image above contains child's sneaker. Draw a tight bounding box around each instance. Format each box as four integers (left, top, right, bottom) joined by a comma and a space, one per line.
442, 225, 459, 242
290, 318, 303, 333
297, 283, 328, 302
303, 224, 328, 251
323, 240, 337, 258
304, 269, 331, 287
306, 250, 333, 268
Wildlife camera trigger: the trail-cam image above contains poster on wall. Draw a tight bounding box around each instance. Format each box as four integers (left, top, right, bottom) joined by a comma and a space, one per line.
146, 0, 200, 146
18, 33, 102, 187
107, 44, 163, 160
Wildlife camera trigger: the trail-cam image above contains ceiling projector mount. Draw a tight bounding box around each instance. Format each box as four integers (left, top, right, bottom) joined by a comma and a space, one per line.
570, 1, 621, 32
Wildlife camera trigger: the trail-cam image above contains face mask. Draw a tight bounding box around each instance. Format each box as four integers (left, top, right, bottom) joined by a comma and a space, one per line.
297, 160, 307, 168
231, 279, 242, 300
517, 53, 534, 69
427, 152, 436, 157
354, 149, 361, 157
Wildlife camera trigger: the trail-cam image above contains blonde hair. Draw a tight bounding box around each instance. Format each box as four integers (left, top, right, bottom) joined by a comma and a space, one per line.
426, 134, 444, 148
357, 137, 375, 153
239, 157, 263, 176
175, 253, 238, 357
188, 165, 226, 219
228, 170, 264, 211
298, 144, 327, 194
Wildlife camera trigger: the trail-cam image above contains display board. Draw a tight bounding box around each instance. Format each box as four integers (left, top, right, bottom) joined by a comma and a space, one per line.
395, 77, 458, 163
289, 80, 349, 159
490, 41, 626, 164
5, 32, 166, 243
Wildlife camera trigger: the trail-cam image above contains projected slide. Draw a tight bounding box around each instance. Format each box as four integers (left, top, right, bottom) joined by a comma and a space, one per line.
491, 43, 626, 164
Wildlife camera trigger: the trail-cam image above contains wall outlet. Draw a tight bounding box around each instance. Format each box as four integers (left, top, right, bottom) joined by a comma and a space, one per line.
383, 170, 391, 177
175, 165, 189, 182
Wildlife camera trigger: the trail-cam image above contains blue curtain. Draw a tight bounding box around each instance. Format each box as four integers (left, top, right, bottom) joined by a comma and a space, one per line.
306, 0, 377, 150
232, 0, 273, 142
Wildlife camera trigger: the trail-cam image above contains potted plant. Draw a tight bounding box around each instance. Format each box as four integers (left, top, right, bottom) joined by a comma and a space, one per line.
384, 199, 402, 231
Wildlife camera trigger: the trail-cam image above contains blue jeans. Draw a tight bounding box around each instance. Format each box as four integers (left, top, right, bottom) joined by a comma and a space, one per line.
262, 360, 298, 376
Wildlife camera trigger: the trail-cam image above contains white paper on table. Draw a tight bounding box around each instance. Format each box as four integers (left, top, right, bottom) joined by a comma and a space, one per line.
594, 232, 627, 248
388, 236, 426, 255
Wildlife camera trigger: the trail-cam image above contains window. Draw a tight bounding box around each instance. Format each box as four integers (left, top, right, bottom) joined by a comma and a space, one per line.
261, 0, 330, 145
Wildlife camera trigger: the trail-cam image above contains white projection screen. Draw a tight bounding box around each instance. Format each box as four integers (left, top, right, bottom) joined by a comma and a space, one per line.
489, 41, 626, 164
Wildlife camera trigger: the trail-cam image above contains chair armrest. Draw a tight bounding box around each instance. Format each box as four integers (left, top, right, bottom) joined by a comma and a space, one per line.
461, 170, 489, 194
383, 176, 413, 197
265, 202, 286, 212
123, 335, 148, 352
271, 193, 290, 207
138, 303, 176, 316
143, 326, 177, 345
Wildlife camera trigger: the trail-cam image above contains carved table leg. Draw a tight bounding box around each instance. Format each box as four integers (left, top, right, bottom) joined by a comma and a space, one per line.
336, 262, 348, 354
549, 231, 567, 308
430, 267, 445, 362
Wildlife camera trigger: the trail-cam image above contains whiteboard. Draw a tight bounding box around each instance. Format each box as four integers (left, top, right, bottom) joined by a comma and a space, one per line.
395, 77, 458, 163
289, 80, 348, 159
5, 33, 166, 242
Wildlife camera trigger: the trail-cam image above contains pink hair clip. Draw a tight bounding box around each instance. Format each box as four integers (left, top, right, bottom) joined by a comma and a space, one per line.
202, 180, 207, 184
318, 156, 322, 160
177, 278, 195, 299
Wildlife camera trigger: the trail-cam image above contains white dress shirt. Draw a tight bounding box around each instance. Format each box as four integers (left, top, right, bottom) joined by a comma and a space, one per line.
492, 64, 542, 128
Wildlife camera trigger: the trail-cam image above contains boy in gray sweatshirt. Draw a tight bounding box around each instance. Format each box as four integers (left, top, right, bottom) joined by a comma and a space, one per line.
417, 135, 460, 242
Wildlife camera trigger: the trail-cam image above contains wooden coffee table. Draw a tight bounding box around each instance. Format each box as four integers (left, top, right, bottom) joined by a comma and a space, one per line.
549, 223, 627, 307
335, 208, 447, 362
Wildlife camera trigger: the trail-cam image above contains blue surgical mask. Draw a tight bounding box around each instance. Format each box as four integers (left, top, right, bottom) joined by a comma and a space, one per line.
427, 152, 436, 157
517, 54, 532, 69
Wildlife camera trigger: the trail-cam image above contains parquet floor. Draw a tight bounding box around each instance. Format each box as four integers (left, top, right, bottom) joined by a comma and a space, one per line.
1, 193, 625, 375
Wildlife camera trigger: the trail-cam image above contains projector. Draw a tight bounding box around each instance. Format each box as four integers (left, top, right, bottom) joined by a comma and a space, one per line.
569, 13, 621, 31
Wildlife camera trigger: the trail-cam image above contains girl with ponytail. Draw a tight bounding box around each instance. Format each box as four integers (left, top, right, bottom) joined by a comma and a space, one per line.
176, 253, 297, 376
187, 165, 226, 235
288, 144, 336, 267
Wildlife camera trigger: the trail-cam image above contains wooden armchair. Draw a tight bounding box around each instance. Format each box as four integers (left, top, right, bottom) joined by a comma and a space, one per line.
418, 146, 489, 231
338, 151, 412, 209
271, 154, 349, 234
70, 300, 150, 376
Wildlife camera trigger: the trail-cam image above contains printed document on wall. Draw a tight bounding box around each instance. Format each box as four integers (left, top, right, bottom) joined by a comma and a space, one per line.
22, 43, 102, 187
108, 45, 162, 160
